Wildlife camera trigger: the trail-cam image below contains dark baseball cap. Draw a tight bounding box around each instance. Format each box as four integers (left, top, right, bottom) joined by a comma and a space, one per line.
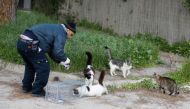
64, 21, 76, 33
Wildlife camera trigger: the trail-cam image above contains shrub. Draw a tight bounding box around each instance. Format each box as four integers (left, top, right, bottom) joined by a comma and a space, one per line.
170, 41, 190, 57
183, 0, 190, 10
32, 0, 65, 16
169, 60, 190, 84
134, 33, 171, 52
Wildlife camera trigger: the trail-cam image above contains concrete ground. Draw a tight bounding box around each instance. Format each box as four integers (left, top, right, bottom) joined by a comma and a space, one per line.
0, 52, 190, 109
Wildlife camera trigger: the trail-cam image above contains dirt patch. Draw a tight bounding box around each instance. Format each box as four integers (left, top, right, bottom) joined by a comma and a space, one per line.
0, 80, 33, 100
138, 90, 186, 103
8, 82, 33, 100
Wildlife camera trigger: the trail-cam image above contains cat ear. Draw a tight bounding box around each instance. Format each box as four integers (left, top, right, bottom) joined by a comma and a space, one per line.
125, 59, 128, 63
126, 58, 132, 64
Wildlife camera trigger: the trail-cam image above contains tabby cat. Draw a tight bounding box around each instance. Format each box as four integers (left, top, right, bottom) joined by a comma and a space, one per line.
153, 73, 179, 95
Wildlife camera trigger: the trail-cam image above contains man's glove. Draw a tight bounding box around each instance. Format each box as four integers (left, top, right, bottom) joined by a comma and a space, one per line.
60, 58, 70, 70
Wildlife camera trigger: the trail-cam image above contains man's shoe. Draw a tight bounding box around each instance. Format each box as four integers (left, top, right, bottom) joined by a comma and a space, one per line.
32, 90, 45, 97
22, 88, 32, 93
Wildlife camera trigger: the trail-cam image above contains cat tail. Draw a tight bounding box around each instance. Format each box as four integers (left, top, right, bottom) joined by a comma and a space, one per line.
104, 46, 112, 60
98, 70, 106, 86
86, 51, 92, 65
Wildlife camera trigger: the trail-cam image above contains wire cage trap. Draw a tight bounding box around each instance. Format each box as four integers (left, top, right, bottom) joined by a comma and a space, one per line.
45, 80, 83, 104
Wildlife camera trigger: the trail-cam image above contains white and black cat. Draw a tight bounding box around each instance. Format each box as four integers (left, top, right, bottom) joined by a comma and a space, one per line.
73, 70, 108, 97
104, 46, 132, 78
83, 51, 95, 86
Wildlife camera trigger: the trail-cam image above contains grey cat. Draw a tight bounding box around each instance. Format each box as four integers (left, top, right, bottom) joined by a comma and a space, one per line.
153, 73, 179, 95
104, 46, 132, 78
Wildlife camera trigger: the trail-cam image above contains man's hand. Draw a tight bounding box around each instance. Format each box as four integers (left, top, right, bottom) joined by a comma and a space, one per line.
60, 58, 70, 70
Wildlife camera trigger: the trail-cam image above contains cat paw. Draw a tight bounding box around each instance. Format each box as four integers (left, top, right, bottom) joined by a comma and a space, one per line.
110, 73, 114, 76
96, 94, 102, 97
123, 75, 126, 78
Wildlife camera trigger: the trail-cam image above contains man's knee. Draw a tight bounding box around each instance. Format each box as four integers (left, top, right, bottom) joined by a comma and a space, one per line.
37, 61, 50, 73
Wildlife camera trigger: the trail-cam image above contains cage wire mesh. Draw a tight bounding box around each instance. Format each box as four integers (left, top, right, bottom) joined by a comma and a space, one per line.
45, 79, 83, 104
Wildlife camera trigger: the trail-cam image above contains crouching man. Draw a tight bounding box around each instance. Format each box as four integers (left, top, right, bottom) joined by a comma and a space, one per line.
17, 21, 76, 97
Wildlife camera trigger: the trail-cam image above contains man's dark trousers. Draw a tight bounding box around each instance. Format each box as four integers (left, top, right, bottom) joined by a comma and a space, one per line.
17, 39, 50, 94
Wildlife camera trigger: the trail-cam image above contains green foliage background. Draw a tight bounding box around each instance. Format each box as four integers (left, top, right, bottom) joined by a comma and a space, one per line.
183, 0, 190, 10
0, 10, 159, 73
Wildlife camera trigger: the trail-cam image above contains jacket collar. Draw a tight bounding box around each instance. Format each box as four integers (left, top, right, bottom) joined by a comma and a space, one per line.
61, 24, 67, 32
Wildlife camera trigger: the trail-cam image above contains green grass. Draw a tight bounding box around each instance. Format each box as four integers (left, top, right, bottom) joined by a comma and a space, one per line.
170, 41, 190, 57
107, 79, 155, 93
0, 10, 159, 73
64, 28, 159, 72
169, 60, 190, 84
183, 0, 190, 11
0, 10, 57, 63
121, 79, 155, 90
